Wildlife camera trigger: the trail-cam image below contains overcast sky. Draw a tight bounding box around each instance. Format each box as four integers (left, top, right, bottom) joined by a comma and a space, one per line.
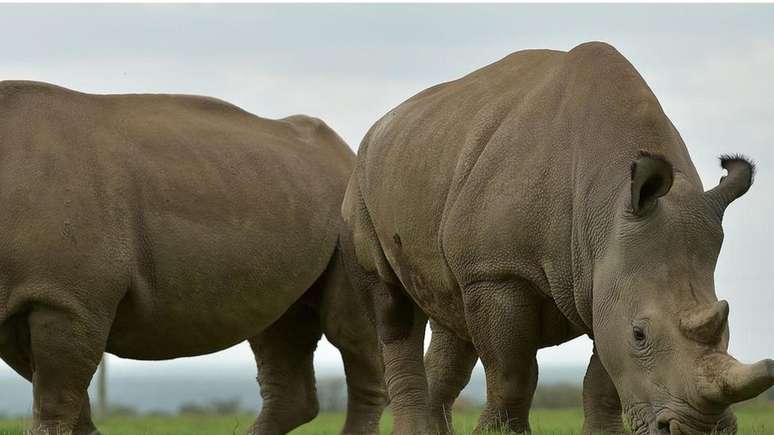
0, 4, 773, 381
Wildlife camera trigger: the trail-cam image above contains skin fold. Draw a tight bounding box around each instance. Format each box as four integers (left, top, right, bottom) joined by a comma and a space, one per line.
0, 81, 386, 435
340, 41, 773, 434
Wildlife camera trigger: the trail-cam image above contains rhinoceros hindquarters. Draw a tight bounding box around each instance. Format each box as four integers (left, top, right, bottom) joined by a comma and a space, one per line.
340, 194, 432, 434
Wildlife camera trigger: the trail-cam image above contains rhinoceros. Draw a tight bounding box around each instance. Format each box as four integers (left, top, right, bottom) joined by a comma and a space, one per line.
0, 81, 386, 435
340, 41, 774, 434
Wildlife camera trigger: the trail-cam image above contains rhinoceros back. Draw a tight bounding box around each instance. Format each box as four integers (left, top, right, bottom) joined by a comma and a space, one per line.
0, 81, 354, 358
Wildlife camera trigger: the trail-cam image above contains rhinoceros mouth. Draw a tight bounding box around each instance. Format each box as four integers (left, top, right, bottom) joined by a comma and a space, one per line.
654, 412, 737, 435
626, 403, 737, 435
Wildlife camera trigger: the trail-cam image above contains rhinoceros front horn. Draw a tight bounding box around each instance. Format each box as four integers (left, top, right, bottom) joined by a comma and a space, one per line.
703, 357, 774, 405
680, 300, 729, 344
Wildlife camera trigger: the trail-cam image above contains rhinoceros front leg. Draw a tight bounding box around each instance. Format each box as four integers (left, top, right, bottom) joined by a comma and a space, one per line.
425, 320, 478, 435
462, 279, 541, 434
27, 306, 109, 435
248, 301, 323, 435
581, 350, 625, 435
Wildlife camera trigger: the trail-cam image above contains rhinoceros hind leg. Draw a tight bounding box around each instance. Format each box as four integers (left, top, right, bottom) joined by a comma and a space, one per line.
581, 351, 625, 435
346, 264, 431, 434
27, 306, 109, 435
332, 344, 387, 435
73, 396, 102, 435
425, 320, 478, 435
0, 316, 101, 435
340, 185, 432, 434
323, 321, 387, 434
318, 249, 387, 435
462, 279, 541, 434
248, 301, 323, 435
373, 283, 431, 435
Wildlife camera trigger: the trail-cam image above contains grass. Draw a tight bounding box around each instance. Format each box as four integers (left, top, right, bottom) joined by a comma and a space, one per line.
0, 405, 772, 434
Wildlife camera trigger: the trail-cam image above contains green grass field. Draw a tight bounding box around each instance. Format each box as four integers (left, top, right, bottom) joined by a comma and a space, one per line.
1, 405, 773, 435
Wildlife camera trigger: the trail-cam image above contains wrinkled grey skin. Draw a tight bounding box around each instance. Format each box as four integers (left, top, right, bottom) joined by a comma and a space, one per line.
252, 250, 386, 435
341, 42, 774, 435
0, 81, 386, 435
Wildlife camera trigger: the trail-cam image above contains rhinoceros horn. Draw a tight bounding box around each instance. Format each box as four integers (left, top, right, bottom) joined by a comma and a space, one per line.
704, 155, 755, 217
692, 300, 774, 406
702, 357, 774, 405
681, 300, 729, 344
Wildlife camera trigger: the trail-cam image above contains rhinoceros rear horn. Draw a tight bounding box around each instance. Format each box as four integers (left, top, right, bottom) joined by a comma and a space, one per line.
680, 300, 729, 344
630, 150, 674, 215
704, 155, 755, 218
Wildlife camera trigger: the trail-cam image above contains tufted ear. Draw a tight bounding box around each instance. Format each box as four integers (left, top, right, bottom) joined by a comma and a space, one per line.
704, 154, 755, 220
630, 150, 674, 216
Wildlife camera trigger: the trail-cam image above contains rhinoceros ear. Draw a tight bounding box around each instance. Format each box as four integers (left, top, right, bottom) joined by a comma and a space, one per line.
630, 150, 674, 215
704, 154, 755, 219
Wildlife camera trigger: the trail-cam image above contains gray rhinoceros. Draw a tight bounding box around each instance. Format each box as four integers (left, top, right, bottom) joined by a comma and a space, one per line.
340, 41, 774, 435
0, 81, 386, 435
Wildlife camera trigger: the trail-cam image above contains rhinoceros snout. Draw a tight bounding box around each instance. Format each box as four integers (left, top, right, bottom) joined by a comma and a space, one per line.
655, 416, 686, 435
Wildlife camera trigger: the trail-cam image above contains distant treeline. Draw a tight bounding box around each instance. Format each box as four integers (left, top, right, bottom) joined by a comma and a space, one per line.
90, 380, 774, 417
456, 384, 774, 412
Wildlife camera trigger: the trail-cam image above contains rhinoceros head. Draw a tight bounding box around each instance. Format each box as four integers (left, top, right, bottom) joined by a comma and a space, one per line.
591, 151, 773, 434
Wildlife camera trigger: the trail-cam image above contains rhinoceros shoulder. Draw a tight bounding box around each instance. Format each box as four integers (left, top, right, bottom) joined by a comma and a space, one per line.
281, 114, 336, 141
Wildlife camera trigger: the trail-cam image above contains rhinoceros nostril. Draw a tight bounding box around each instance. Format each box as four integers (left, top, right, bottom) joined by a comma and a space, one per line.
655, 414, 684, 435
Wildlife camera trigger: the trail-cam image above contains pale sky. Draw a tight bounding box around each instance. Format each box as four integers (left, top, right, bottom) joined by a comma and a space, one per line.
0, 4, 773, 380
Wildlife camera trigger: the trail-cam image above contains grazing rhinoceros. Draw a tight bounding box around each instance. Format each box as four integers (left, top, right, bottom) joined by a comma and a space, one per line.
0, 81, 386, 435
340, 41, 774, 435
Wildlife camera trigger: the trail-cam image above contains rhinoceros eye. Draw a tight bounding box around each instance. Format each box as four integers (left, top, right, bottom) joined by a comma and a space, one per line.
633, 325, 646, 342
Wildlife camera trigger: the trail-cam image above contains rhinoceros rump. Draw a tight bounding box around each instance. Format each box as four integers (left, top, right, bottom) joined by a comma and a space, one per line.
341, 42, 773, 435
0, 81, 386, 435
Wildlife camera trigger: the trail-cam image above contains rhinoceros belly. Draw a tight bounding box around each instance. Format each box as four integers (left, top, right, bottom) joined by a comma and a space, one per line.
104, 211, 332, 360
